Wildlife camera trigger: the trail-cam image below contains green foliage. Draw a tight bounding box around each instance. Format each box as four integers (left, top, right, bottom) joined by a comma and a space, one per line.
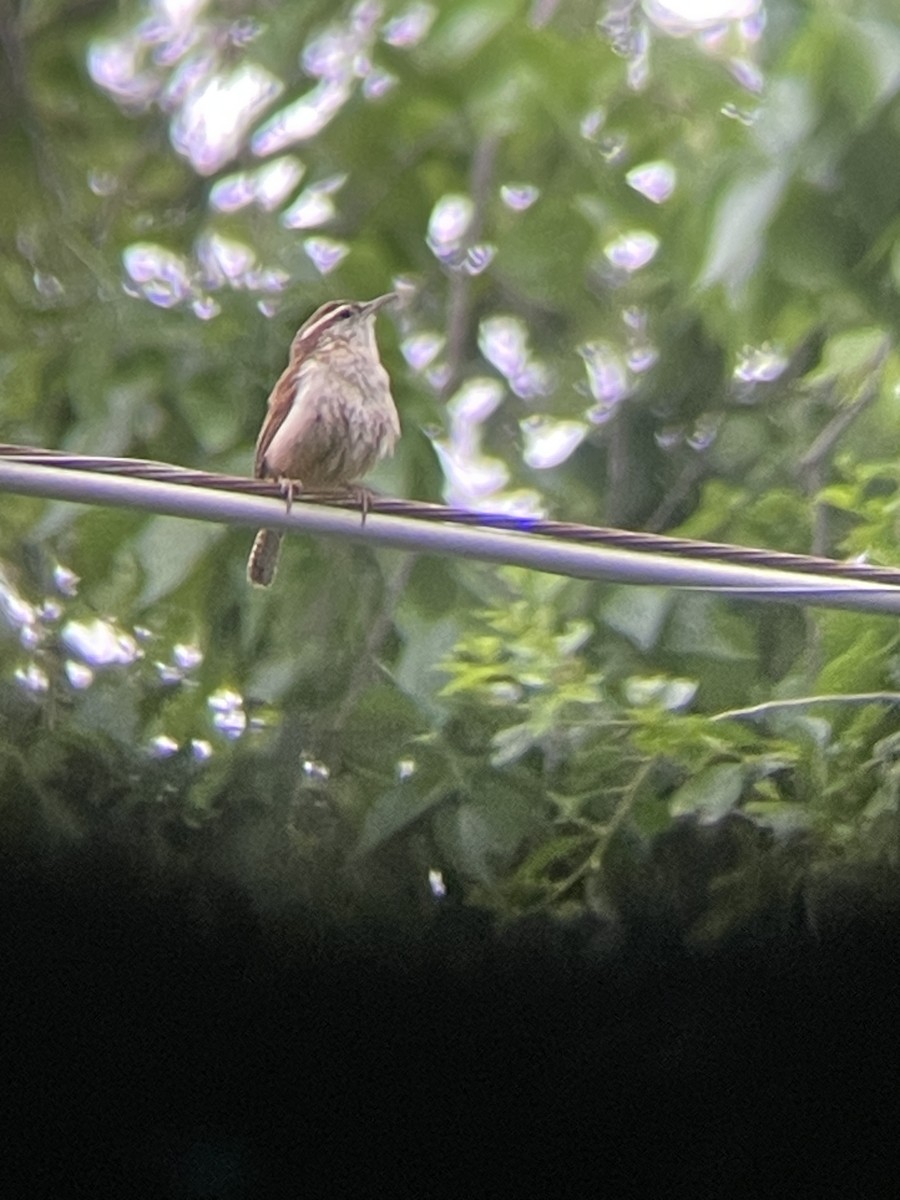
5, 0, 900, 934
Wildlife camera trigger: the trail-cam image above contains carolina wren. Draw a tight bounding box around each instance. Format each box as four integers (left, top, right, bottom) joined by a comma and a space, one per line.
246, 292, 400, 587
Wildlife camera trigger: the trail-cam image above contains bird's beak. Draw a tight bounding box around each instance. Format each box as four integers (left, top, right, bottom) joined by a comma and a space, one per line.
363, 291, 399, 317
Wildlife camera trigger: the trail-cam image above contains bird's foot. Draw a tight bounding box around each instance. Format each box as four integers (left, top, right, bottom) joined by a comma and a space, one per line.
278, 477, 300, 514
347, 484, 376, 526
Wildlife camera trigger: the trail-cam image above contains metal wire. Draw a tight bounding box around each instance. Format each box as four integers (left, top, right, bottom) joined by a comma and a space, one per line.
3, 442, 900, 588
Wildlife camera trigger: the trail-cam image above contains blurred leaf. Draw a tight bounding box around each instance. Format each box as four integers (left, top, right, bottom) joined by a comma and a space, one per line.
601, 587, 672, 652
805, 327, 890, 386
135, 517, 223, 607
353, 778, 449, 858
699, 168, 787, 293
669, 762, 745, 821
393, 610, 461, 713
816, 622, 897, 694
665, 594, 756, 661
433, 771, 544, 886
425, 0, 520, 65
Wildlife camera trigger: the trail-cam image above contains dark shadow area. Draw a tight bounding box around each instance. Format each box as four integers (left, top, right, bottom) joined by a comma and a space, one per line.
3, 839, 900, 1197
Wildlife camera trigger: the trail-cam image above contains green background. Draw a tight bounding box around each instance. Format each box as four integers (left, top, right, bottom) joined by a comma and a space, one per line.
4, 0, 900, 937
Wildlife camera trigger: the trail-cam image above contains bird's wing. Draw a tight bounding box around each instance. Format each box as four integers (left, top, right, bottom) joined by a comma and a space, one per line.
253, 362, 311, 479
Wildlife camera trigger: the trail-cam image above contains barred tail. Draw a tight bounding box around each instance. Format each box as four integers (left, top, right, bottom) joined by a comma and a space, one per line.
247, 529, 283, 587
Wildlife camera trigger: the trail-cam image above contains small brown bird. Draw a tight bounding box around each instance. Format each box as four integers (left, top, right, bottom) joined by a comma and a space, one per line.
247, 293, 400, 587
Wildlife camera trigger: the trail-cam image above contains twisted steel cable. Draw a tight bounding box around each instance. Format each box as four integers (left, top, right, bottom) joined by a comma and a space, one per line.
2, 442, 899, 587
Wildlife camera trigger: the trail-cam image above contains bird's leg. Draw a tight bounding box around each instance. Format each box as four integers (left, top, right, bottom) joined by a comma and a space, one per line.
278, 476, 300, 514
346, 484, 375, 526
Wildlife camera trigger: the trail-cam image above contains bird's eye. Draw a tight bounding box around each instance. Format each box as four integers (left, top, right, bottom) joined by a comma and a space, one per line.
336, 307, 353, 320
